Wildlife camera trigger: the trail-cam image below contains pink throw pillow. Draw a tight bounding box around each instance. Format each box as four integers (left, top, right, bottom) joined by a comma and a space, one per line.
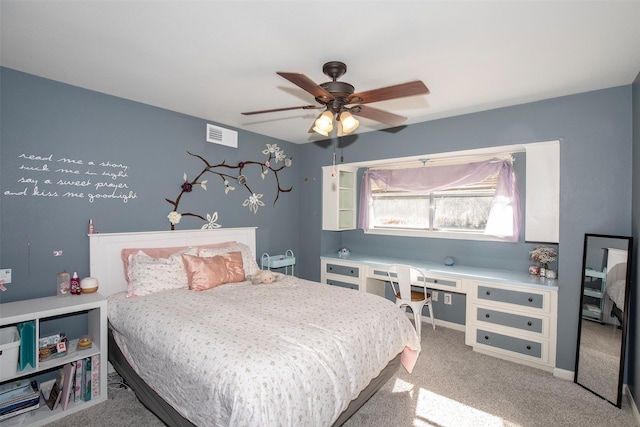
181, 252, 245, 291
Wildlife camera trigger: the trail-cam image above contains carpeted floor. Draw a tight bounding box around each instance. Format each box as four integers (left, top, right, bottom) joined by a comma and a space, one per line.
42, 327, 638, 427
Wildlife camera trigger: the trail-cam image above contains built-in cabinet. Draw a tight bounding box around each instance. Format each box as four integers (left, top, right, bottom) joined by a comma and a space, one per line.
0, 293, 108, 426
466, 280, 557, 370
320, 258, 385, 296
320, 254, 558, 373
322, 165, 358, 231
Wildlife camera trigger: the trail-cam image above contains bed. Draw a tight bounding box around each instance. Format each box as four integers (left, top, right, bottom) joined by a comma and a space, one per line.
605, 262, 628, 324
89, 227, 421, 427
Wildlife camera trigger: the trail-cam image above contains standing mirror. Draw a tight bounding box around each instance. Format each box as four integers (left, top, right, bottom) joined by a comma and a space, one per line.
574, 233, 633, 407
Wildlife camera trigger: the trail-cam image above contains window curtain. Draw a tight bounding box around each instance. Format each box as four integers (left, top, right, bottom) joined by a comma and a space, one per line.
358, 158, 522, 242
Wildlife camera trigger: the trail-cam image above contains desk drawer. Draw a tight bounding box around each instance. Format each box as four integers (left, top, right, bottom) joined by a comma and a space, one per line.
476, 307, 543, 334
477, 285, 543, 309
326, 279, 358, 290
476, 329, 542, 359
422, 276, 459, 288
370, 268, 460, 290
325, 263, 359, 278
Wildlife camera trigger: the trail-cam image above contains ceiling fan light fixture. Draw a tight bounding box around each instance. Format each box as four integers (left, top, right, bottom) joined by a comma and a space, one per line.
312, 125, 329, 137
339, 111, 359, 134
314, 111, 334, 134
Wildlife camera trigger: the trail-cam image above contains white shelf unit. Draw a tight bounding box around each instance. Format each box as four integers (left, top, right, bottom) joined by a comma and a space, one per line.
582, 268, 606, 322
322, 165, 358, 231
0, 293, 107, 426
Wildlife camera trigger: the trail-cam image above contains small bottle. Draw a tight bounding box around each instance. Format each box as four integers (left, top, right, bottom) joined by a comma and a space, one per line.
70, 272, 81, 295
88, 219, 94, 235
57, 271, 70, 296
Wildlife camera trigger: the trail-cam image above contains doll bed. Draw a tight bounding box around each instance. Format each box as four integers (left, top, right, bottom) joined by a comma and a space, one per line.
89, 228, 420, 426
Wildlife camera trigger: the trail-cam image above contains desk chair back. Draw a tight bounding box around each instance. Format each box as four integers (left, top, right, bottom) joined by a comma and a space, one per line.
387, 264, 435, 337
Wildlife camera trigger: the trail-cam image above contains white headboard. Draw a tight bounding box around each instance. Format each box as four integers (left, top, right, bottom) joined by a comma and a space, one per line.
89, 227, 256, 297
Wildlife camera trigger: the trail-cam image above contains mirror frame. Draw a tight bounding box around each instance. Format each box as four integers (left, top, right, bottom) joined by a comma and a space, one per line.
574, 233, 633, 408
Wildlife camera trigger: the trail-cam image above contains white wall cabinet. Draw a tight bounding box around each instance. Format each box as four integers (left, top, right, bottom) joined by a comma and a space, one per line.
322, 165, 358, 231
0, 293, 108, 426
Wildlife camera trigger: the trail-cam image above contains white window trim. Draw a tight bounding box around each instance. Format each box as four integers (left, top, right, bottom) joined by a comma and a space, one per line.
329, 140, 560, 243
364, 227, 507, 242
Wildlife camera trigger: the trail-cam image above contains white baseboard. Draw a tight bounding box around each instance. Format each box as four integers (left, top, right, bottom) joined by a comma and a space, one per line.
624, 385, 640, 426
553, 367, 574, 381
411, 313, 466, 332
432, 318, 465, 332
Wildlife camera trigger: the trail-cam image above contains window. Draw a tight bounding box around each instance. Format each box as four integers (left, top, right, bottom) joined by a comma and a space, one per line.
370, 174, 498, 233
358, 156, 522, 242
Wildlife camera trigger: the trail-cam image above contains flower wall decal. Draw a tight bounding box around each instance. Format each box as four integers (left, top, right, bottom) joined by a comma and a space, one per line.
201, 212, 221, 229
165, 144, 292, 230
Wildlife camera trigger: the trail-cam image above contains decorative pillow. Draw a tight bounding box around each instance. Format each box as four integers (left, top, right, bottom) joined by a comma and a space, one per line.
127, 247, 197, 297
121, 241, 236, 283
181, 252, 245, 291
199, 243, 259, 277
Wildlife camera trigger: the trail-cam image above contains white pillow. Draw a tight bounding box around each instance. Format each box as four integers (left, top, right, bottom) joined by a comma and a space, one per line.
127, 247, 198, 297
199, 243, 259, 277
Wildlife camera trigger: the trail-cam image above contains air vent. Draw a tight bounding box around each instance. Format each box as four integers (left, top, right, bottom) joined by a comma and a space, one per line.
206, 124, 238, 148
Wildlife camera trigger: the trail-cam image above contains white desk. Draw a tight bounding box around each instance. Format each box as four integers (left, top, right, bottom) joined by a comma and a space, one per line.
320, 253, 559, 373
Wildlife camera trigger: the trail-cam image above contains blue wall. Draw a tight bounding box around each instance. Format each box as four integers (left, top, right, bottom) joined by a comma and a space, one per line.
1, 67, 635, 379
0, 67, 300, 303
297, 86, 634, 373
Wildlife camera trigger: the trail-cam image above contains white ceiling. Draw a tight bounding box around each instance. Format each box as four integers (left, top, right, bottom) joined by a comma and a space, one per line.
2, 1, 640, 144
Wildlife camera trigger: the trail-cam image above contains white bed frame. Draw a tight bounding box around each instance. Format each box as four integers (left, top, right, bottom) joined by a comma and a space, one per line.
89, 227, 256, 297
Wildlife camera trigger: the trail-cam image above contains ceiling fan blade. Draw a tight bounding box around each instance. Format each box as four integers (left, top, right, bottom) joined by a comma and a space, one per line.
349, 81, 429, 105
351, 105, 408, 127
241, 105, 320, 115
276, 72, 334, 101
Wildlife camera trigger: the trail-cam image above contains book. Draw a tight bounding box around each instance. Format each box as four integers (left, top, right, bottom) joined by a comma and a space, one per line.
0, 399, 39, 421
91, 354, 100, 400
0, 380, 38, 407
44, 379, 61, 410
83, 357, 92, 402
74, 357, 83, 402
60, 362, 76, 410
0, 379, 39, 421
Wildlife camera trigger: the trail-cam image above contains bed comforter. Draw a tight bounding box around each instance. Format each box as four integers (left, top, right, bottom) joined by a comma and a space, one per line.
108, 275, 420, 427
606, 279, 626, 312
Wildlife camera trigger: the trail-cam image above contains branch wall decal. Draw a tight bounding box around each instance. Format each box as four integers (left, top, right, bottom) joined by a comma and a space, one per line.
165, 144, 292, 230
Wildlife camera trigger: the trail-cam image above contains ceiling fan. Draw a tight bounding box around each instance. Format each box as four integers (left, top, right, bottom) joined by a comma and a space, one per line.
241, 61, 430, 136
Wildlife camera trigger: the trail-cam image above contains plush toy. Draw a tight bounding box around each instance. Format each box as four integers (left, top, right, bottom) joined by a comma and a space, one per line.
252, 270, 277, 285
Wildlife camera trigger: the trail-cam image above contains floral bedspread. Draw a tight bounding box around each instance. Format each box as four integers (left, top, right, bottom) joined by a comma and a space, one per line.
108, 275, 420, 427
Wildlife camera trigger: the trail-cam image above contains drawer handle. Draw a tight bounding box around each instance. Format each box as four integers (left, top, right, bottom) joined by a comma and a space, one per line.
527, 321, 532, 326
484, 335, 489, 340
433, 279, 438, 283
485, 291, 491, 296
528, 297, 533, 302
350, 270, 354, 274
485, 313, 490, 318
526, 345, 532, 350
329, 267, 333, 271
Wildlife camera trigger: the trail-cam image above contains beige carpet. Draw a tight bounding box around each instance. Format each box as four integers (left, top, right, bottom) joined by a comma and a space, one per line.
44, 327, 638, 427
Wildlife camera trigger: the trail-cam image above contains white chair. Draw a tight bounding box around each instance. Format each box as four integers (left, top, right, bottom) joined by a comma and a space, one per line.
387, 264, 435, 337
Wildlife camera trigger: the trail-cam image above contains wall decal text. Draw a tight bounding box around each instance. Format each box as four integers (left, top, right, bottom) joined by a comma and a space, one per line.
3, 153, 137, 203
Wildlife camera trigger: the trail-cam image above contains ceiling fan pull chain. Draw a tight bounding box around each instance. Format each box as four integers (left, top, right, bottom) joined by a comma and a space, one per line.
331, 150, 337, 178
